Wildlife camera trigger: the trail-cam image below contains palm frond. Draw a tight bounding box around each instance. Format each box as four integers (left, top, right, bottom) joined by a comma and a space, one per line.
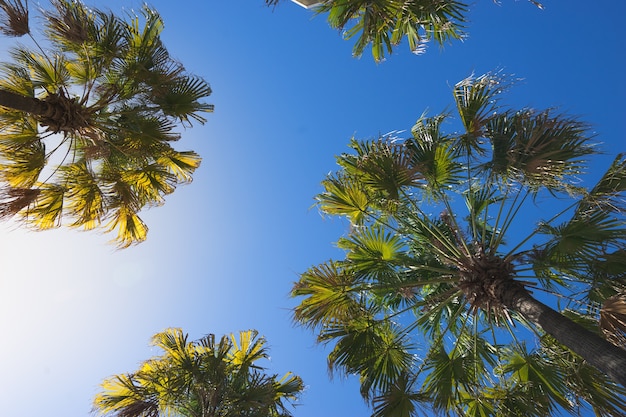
292, 261, 364, 329
497, 343, 572, 413
151, 74, 214, 125
42, 0, 92, 45
371, 373, 430, 417
0, 186, 38, 219
62, 161, 104, 229
324, 318, 415, 400
0, 137, 44, 187
579, 153, 626, 214
453, 72, 506, 143
10, 48, 70, 92
228, 330, 269, 370
600, 293, 626, 347
0, 0, 29, 36
485, 109, 594, 192
105, 204, 148, 248
317, 173, 371, 224
320, 0, 466, 61
26, 183, 65, 229
408, 113, 462, 196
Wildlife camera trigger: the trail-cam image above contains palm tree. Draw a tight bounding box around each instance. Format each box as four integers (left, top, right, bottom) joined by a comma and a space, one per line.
292, 72, 626, 416
0, 0, 213, 247
93, 328, 304, 417
264, 0, 543, 62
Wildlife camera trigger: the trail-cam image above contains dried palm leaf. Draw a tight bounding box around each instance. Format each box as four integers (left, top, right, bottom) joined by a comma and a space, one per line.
0, 0, 29, 36
0, 187, 39, 219
600, 293, 626, 347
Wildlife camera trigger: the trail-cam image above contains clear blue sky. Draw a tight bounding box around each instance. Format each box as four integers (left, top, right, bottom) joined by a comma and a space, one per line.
0, 1, 624, 416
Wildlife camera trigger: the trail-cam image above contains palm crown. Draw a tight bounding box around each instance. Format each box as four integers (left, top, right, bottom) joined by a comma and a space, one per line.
93, 328, 304, 417
293, 73, 626, 416
265, 0, 544, 62
0, 0, 213, 247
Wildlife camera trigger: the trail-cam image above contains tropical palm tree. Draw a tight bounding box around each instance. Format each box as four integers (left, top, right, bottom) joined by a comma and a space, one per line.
0, 0, 213, 247
93, 328, 304, 417
265, 0, 543, 62
292, 72, 626, 416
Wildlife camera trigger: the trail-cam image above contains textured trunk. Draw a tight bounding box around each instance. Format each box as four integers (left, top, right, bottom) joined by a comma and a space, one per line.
0, 89, 52, 116
502, 286, 626, 386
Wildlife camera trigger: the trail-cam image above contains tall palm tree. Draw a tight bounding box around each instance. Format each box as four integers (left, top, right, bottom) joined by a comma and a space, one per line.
0, 0, 213, 247
93, 328, 304, 417
292, 72, 626, 416
265, 0, 543, 62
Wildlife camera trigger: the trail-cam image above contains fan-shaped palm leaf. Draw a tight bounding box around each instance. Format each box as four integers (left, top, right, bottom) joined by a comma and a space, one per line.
0, 0, 213, 247
292, 72, 626, 416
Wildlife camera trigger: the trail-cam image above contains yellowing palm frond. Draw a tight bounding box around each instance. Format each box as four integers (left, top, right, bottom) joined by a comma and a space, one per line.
105, 204, 148, 248
228, 330, 268, 370
26, 183, 64, 229
0, 139, 44, 187
156, 150, 201, 183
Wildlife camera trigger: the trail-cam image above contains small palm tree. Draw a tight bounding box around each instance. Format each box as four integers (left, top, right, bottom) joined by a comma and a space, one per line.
265, 0, 543, 62
93, 328, 304, 417
0, 0, 213, 247
293, 72, 626, 416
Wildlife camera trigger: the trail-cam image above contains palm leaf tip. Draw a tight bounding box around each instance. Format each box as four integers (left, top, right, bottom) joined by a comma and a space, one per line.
0, 0, 29, 36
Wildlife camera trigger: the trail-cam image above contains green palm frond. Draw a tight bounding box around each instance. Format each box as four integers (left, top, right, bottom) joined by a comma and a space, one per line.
535, 211, 624, 283
319, 0, 466, 61
292, 261, 364, 329
539, 333, 626, 416
317, 173, 371, 224
454, 72, 506, 142
371, 373, 429, 417
485, 109, 594, 191
152, 75, 214, 125
0, 62, 34, 96
408, 113, 462, 196
10, 48, 70, 92
339, 225, 405, 277
497, 344, 572, 413
324, 318, 415, 400
339, 137, 423, 200
579, 153, 626, 214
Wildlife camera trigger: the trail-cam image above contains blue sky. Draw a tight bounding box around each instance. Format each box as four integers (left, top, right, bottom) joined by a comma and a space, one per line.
0, 1, 624, 416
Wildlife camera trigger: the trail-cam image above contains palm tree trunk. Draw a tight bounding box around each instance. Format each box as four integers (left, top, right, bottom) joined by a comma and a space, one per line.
503, 286, 626, 386
0, 89, 51, 116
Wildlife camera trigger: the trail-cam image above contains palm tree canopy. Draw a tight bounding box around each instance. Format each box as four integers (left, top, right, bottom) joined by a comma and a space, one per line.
293, 72, 626, 416
93, 328, 304, 417
265, 0, 543, 62
0, 0, 213, 247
